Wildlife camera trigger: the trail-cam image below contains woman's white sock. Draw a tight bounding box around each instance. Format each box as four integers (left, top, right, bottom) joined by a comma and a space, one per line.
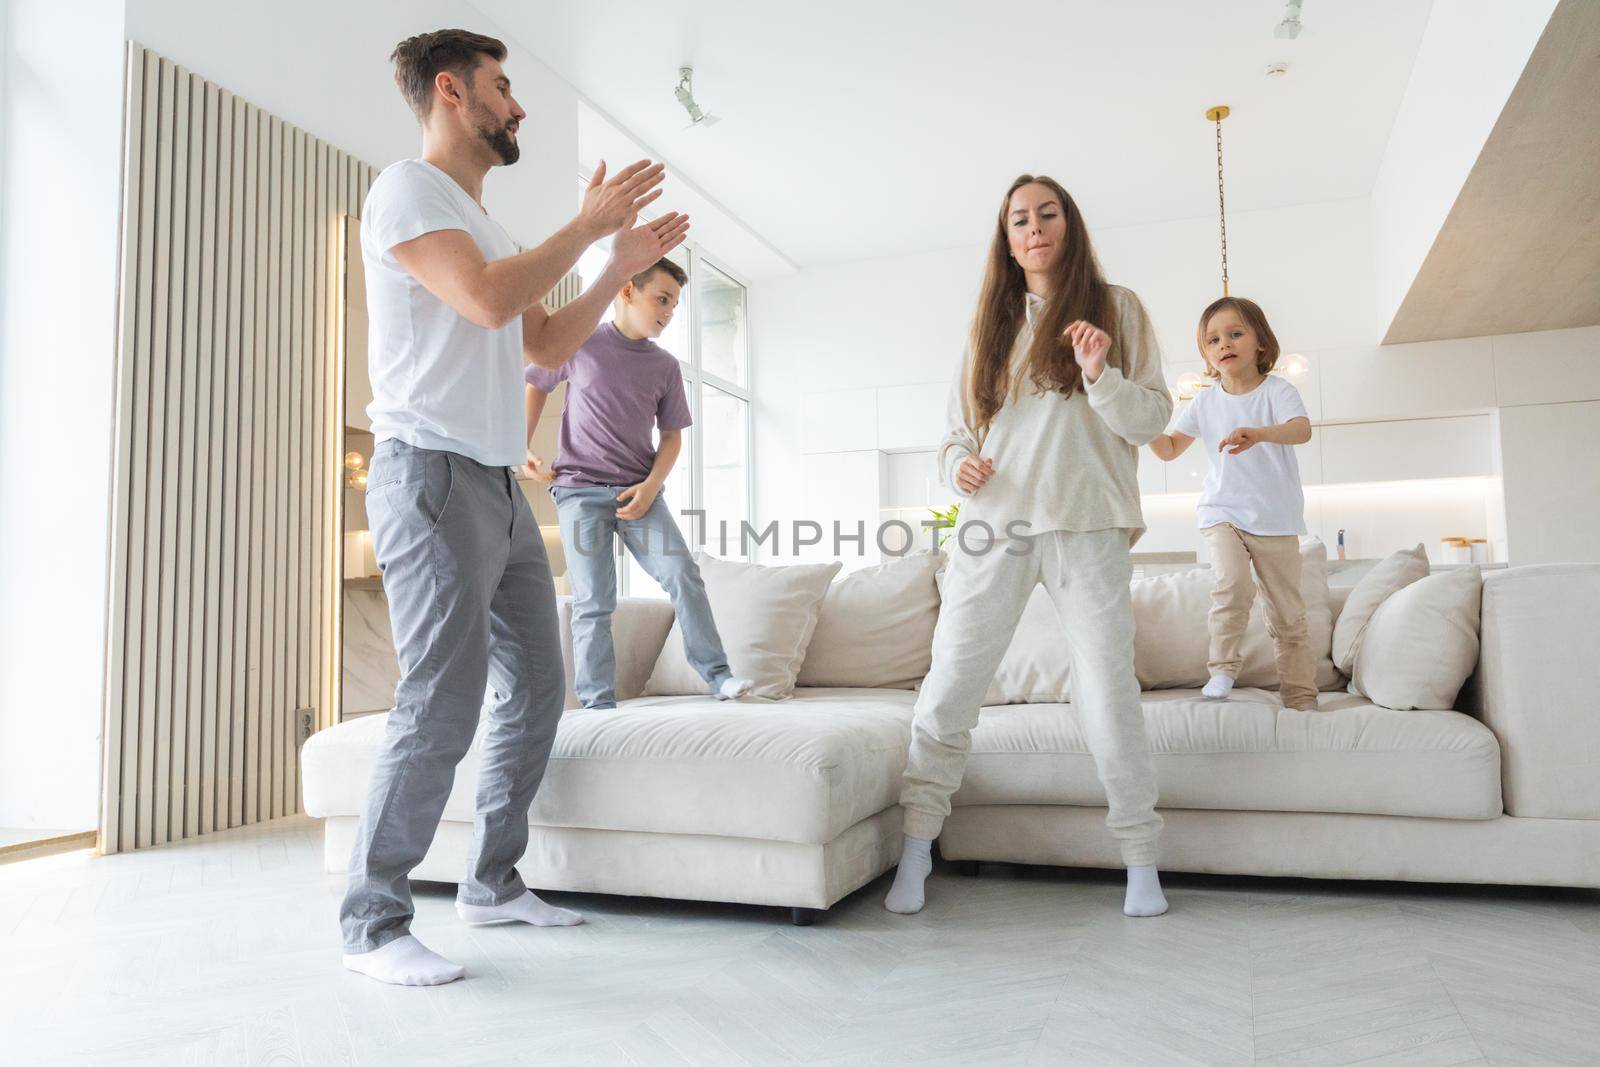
1202, 674, 1234, 700
342, 934, 464, 986
884, 836, 934, 914
455, 890, 584, 927
1123, 865, 1169, 917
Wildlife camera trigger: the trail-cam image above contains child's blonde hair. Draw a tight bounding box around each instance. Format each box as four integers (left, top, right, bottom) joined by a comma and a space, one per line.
1197, 296, 1280, 379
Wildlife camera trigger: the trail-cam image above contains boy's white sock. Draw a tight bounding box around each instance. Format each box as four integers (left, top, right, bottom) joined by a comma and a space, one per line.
716, 677, 754, 701
455, 890, 584, 928
1202, 674, 1234, 700
342, 934, 464, 986
884, 836, 934, 914
1124, 865, 1169, 917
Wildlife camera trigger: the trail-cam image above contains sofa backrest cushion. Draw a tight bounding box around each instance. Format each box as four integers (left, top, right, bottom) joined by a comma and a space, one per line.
556, 596, 675, 710
1350, 568, 1483, 711
644, 554, 841, 701
1132, 538, 1341, 692
1331, 543, 1430, 674
798, 552, 943, 690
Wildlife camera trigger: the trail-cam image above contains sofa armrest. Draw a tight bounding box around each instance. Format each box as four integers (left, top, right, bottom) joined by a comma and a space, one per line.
1475, 564, 1600, 819
555, 595, 676, 707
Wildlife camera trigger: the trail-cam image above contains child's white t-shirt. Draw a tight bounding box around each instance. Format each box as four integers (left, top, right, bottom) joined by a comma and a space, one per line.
1172, 374, 1309, 535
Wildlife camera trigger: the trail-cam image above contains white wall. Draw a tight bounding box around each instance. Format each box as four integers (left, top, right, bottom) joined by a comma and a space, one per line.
1370, 0, 1558, 335
124, 0, 580, 244
0, 0, 127, 830
752, 194, 1600, 571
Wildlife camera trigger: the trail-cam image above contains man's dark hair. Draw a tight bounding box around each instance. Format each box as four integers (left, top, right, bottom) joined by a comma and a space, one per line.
390, 29, 507, 120
632, 257, 688, 289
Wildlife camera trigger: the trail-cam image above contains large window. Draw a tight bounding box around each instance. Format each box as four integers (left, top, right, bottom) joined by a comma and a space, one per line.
573, 229, 753, 597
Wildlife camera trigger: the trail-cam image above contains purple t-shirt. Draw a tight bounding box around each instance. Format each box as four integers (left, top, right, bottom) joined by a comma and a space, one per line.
525, 322, 693, 488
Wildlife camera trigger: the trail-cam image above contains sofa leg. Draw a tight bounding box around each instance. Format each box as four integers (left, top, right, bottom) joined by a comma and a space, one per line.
958, 860, 981, 877
790, 907, 821, 927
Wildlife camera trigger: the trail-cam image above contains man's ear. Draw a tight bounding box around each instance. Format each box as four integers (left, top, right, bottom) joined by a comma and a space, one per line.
434, 70, 463, 111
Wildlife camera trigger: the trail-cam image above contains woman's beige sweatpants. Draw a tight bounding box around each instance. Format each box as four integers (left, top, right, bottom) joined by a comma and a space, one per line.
1201, 522, 1318, 710
899, 528, 1163, 867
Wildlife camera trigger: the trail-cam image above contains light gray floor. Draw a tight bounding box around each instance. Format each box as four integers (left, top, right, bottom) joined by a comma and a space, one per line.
2, 815, 1597, 1065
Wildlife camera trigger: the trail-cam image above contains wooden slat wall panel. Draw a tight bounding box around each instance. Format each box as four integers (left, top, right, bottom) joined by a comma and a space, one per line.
101, 44, 375, 852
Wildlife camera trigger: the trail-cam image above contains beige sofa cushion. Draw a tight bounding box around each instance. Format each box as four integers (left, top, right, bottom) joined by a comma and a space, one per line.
1331, 544, 1430, 673
644, 554, 841, 700
984, 585, 1075, 704
798, 552, 942, 690
302, 688, 917, 846
1351, 568, 1483, 711
955, 688, 1502, 819
1133, 539, 1341, 692
554, 596, 674, 710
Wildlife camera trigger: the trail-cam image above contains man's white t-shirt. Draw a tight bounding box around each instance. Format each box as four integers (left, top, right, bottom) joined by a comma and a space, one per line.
1172, 373, 1309, 536
361, 159, 524, 467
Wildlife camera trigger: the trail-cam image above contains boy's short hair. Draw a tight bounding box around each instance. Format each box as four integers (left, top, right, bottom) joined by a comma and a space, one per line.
631, 258, 688, 290
1196, 295, 1280, 378
390, 29, 507, 121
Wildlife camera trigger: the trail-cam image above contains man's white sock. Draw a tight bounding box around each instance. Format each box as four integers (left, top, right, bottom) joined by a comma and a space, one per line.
1123, 865, 1169, 917
455, 890, 584, 927
343, 934, 464, 986
884, 836, 934, 914
1202, 674, 1234, 700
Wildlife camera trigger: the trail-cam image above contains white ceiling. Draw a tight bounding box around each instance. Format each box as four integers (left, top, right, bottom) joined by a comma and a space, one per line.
478, 0, 1434, 268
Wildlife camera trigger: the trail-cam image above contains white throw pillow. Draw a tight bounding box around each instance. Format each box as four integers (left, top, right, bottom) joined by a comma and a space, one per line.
1133, 538, 1340, 691
1331, 544, 1430, 674
798, 552, 942, 690
985, 585, 1074, 704
644, 554, 842, 701
925, 563, 1074, 705
1350, 568, 1482, 710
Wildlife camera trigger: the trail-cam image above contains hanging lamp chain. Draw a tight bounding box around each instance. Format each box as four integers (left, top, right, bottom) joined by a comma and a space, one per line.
1215, 113, 1230, 297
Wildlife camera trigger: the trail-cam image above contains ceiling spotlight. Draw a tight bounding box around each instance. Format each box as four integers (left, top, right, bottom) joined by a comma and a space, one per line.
674, 67, 720, 129
1275, 0, 1304, 39
1265, 62, 1289, 78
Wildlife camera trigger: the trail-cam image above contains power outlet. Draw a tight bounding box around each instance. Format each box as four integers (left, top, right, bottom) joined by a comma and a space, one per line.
297, 707, 315, 746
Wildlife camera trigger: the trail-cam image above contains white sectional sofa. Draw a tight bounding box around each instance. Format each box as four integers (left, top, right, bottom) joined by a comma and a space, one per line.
302, 557, 1600, 925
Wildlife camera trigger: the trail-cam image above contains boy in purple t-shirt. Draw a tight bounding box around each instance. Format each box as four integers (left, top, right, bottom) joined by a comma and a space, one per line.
525, 258, 751, 709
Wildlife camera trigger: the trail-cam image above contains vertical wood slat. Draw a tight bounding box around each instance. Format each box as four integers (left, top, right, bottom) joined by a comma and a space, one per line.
225, 91, 246, 831
137, 56, 175, 851
103, 45, 376, 852
102, 43, 147, 855
175, 69, 205, 842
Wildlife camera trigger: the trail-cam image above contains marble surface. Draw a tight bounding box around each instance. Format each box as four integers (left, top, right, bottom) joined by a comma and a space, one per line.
343, 589, 399, 717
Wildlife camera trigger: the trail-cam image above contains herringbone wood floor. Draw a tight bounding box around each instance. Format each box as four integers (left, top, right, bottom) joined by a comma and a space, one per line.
3, 816, 1597, 1065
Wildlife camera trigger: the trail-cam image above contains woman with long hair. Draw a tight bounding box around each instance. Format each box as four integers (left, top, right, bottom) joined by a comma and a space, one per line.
886, 174, 1172, 917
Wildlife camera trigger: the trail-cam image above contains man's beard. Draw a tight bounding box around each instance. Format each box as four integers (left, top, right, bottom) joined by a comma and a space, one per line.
471, 101, 520, 165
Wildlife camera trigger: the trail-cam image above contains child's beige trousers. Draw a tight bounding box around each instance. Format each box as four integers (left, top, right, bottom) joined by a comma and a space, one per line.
1201, 523, 1318, 709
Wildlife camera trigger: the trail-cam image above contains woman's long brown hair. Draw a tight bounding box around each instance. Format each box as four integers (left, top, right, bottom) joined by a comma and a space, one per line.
967, 174, 1113, 433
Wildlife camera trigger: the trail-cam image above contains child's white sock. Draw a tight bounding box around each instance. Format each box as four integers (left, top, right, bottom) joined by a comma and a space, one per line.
716, 677, 754, 701
342, 934, 464, 986
884, 836, 934, 914
1202, 674, 1234, 700
1123, 865, 1169, 917
455, 890, 584, 927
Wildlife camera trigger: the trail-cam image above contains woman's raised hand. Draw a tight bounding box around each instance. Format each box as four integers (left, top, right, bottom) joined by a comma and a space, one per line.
1065, 320, 1112, 384
956, 454, 995, 494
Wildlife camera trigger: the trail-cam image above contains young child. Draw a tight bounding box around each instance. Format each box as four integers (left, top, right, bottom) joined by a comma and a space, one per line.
1147, 296, 1319, 711
525, 258, 752, 710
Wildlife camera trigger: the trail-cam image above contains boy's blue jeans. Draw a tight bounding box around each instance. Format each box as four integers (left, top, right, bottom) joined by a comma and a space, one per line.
551, 485, 733, 709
